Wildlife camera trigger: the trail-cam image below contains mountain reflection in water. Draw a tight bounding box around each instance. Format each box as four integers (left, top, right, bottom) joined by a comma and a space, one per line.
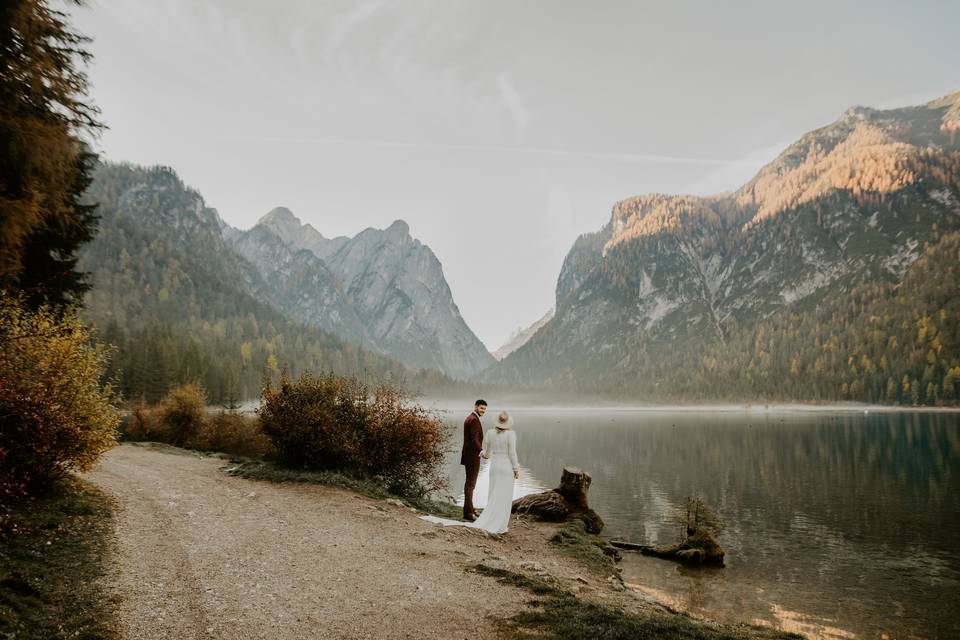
439, 409, 960, 639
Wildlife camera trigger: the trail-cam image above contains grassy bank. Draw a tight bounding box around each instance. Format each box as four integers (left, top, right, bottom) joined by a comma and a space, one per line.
549, 519, 623, 576
475, 564, 801, 640
0, 478, 118, 640
224, 457, 464, 519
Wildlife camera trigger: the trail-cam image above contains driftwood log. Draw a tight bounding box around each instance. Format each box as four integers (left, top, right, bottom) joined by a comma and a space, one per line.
611, 529, 725, 567
511, 467, 605, 534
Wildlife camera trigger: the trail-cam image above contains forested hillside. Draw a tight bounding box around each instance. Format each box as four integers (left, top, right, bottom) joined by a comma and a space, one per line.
79, 163, 442, 403
491, 91, 960, 406
566, 231, 960, 404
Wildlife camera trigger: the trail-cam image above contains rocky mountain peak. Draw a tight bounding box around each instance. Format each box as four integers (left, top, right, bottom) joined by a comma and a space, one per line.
386, 219, 410, 239
259, 206, 300, 227
493, 307, 555, 360
491, 90, 960, 394
95, 163, 228, 255
839, 104, 878, 122
251, 207, 349, 261
257, 207, 310, 243
227, 211, 492, 379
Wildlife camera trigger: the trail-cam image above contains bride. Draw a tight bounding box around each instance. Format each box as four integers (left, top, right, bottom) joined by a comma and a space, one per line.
422, 410, 520, 534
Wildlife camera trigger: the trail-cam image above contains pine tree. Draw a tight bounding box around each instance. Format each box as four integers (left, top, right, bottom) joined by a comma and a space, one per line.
18, 149, 99, 307
0, 0, 102, 306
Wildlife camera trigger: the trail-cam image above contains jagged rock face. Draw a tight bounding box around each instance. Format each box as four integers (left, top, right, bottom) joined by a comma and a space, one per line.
555, 226, 612, 308
216, 212, 242, 244
325, 220, 495, 380
82, 164, 492, 381
232, 212, 494, 379
111, 166, 228, 254
258, 207, 348, 260
493, 308, 555, 361
91, 166, 374, 348
231, 224, 370, 346
493, 91, 960, 385
87, 164, 266, 298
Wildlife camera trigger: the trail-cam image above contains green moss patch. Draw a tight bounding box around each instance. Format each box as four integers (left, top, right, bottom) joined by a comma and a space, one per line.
549, 519, 622, 576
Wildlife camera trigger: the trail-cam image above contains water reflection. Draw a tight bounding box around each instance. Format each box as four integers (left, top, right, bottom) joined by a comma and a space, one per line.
450, 463, 544, 509
440, 409, 960, 639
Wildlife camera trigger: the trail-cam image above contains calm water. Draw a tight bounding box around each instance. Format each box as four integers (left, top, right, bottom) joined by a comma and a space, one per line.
439, 409, 960, 640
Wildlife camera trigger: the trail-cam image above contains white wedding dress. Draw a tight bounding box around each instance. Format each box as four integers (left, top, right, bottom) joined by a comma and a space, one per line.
422, 427, 519, 534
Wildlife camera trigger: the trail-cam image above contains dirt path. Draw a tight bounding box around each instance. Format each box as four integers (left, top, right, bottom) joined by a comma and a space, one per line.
87, 444, 619, 639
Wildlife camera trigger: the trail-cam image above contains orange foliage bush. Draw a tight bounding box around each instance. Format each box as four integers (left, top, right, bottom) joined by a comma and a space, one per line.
121, 402, 169, 442
157, 382, 207, 447
259, 373, 449, 496
121, 384, 274, 459
192, 410, 274, 460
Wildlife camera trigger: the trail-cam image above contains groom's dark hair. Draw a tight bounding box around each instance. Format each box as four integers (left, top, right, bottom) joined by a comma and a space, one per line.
475, 399, 487, 407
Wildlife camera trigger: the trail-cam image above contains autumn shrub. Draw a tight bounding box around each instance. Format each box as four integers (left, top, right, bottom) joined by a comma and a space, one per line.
157, 382, 207, 447
259, 372, 449, 496
0, 301, 120, 500
120, 388, 273, 459
192, 410, 274, 459
120, 402, 168, 442
259, 373, 364, 470
361, 384, 449, 495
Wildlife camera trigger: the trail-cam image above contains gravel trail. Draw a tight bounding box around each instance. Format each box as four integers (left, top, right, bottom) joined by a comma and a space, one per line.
87, 444, 589, 640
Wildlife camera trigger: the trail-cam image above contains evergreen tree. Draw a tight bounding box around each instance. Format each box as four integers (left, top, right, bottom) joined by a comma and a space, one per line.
18, 149, 99, 307
0, 0, 101, 307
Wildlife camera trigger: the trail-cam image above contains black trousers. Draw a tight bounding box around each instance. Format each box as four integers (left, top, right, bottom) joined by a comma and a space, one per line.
463, 458, 480, 517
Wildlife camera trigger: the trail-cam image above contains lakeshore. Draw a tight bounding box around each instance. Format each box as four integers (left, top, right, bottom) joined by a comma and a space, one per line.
80, 443, 795, 639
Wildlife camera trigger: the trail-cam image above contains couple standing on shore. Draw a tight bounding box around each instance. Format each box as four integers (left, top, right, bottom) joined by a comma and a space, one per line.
421, 400, 521, 535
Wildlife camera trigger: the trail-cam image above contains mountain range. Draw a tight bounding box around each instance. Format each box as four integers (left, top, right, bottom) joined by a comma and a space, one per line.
78, 162, 492, 403
77, 90, 960, 406
488, 91, 960, 405
227, 207, 494, 379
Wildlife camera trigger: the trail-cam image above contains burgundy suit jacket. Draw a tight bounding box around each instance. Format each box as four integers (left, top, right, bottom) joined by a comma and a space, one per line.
460, 412, 483, 465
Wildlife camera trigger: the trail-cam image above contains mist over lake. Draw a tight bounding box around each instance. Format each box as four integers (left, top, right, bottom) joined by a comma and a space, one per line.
439, 408, 960, 639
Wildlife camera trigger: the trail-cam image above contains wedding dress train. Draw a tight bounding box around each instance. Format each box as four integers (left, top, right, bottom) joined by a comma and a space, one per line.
422, 427, 519, 534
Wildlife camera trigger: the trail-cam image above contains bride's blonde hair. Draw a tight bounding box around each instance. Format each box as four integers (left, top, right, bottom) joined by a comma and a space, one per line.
496, 410, 511, 431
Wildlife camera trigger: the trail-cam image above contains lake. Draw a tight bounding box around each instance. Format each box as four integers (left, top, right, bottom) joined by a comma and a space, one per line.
437, 408, 960, 640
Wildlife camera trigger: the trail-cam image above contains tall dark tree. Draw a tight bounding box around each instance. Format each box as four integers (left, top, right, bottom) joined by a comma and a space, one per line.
0, 0, 101, 307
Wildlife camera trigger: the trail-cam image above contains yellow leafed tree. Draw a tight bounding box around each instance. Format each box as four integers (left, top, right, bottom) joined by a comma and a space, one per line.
0, 300, 120, 500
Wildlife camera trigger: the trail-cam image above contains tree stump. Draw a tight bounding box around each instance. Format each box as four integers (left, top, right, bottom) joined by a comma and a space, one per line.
512, 466, 605, 534
612, 529, 725, 567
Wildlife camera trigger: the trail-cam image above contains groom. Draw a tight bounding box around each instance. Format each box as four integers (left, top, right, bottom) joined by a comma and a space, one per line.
461, 399, 487, 521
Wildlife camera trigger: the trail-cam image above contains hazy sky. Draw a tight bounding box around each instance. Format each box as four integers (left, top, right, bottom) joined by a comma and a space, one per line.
69, 0, 959, 350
